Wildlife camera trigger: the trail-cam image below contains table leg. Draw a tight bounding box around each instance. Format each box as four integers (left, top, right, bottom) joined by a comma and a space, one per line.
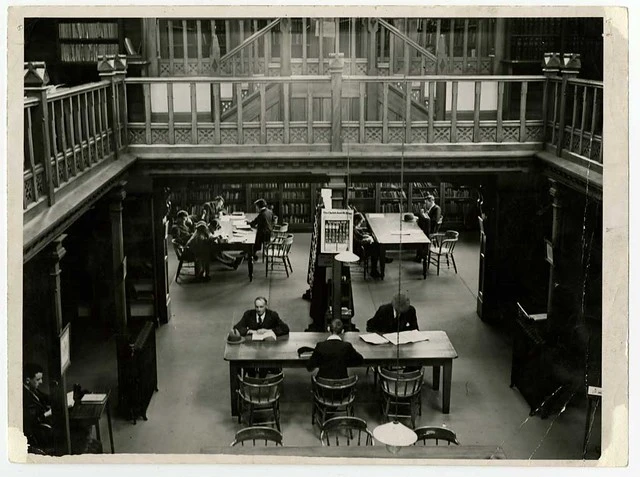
94, 420, 102, 445
380, 246, 386, 279
442, 360, 453, 414
247, 255, 254, 282
106, 403, 115, 453
432, 365, 440, 390
230, 362, 240, 416
422, 248, 428, 279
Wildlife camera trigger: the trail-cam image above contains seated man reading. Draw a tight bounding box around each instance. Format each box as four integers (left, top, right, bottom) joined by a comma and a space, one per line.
306, 319, 363, 379
23, 362, 53, 453
366, 293, 419, 334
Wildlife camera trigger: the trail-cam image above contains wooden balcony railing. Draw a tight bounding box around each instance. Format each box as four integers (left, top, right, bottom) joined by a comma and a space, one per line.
23, 59, 128, 211
546, 76, 603, 166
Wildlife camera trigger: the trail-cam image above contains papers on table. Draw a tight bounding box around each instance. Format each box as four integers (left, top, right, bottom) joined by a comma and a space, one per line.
251, 330, 277, 341
359, 333, 390, 345
234, 224, 252, 230
360, 330, 430, 345
81, 393, 108, 404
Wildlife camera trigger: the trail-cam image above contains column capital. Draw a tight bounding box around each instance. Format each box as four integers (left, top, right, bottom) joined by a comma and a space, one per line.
560, 53, 581, 77
541, 52, 562, 77
367, 18, 379, 33
109, 181, 128, 204
548, 179, 565, 206
48, 234, 67, 264
24, 61, 50, 87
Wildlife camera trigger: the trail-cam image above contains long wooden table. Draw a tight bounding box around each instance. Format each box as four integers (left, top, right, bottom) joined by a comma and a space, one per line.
200, 445, 506, 459
365, 213, 431, 279
224, 331, 457, 416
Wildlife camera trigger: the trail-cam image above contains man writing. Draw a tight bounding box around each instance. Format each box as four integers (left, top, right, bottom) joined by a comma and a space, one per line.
306, 319, 363, 379
366, 293, 419, 334
233, 296, 290, 338
23, 362, 53, 451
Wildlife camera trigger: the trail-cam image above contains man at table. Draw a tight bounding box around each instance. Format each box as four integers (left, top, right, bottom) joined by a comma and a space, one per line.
366, 293, 419, 333
249, 198, 274, 261
23, 362, 53, 452
307, 319, 363, 379
233, 296, 290, 338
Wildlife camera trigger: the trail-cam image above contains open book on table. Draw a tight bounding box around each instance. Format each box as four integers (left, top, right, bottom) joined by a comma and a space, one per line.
250, 330, 277, 341
360, 330, 430, 345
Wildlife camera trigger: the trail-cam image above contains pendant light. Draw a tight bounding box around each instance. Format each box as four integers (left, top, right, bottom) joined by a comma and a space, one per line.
372, 75, 417, 453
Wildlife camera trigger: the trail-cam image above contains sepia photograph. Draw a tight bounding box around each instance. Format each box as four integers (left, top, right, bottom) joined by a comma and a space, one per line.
5, 3, 629, 468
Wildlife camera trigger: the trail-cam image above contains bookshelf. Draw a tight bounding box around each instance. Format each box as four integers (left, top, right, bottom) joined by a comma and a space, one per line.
219, 183, 246, 214
508, 18, 561, 62
281, 182, 315, 226
379, 182, 408, 213
440, 182, 474, 228
57, 20, 124, 64
348, 182, 376, 213
409, 182, 439, 213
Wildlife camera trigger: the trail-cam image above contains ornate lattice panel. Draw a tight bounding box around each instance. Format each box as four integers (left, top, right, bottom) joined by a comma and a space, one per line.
479, 127, 496, 142
365, 127, 382, 143
313, 127, 330, 143
480, 60, 491, 73
308, 63, 319, 75
57, 161, 66, 186
128, 128, 145, 144
356, 62, 367, 75
36, 171, 45, 197
571, 135, 582, 152
433, 126, 450, 143
221, 129, 238, 144
451, 61, 464, 74
159, 63, 171, 76
291, 63, 303, 75
290, 127, 307, 144
502, 127, 519, 142
175, 129, 192, 144
457, 127, 474, 142
563, 133, 572, 149
221, 101, 233, 114
424, 61, 436, 74
68, 155, 76, 177
590, 140, 602, 161
411, 127, 428, 143
151, 129, 169, 144
388, 127, 405, 143
174, 63, 185, 75
267, 128, 284, 144
198, 128, 215, 144
244, 128, 260, 144
341, 127, 359, 143
185, 62, 199, 75
24, 176, 34, 207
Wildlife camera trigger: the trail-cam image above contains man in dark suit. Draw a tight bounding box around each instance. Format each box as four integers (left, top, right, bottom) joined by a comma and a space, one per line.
233, 296, 290, 338
249, 198, 274, 261
23, 362, 53, 452
366, 293, 419, 334
307, 319, 364, 379
425, 194, 442, 228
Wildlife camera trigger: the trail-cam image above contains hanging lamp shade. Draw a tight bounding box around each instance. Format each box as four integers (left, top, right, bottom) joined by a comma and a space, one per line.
335, 250, 360, 263
373, 420, 417, 454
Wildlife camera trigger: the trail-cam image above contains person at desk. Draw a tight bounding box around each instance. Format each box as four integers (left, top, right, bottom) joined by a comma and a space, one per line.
186, 221, 214, 281
306, 319, 363, 379
233, 296, 290, 338
249, 198, 274, 261
353, 213, 381, 279
23, 362, 53, 452
366, 293, 419, 333
210, 219, 244, 270
171, 210, 194, 246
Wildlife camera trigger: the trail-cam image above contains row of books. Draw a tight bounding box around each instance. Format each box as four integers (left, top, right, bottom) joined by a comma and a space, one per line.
282, 182, 310, 189
281, 203, 311, 215
281, 215, 311, 224
222, 184, 244, 190
445, 202, 473, 216
443, 188, 472, 199
58, 22, 119, 40
252, 183, 279, 190
380, 190, 407, 199
281, 191, 309, 200
510, 18, 563, 36
221, 191, 243, 201
60, 43, 120, 62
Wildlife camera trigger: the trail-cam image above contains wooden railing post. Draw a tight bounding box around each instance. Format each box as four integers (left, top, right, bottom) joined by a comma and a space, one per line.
557, 53, 581, 156
98, 54, 128, 157
542, 52, 562, 146
280, 17, 292, 77
143, 18, 159, 76
24, 62, 54, 205
366, 19, 379, 120
329, 53, 344, 152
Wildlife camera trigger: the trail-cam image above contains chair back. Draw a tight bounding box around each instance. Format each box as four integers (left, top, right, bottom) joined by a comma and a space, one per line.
238, 372, 284, 406
414, 426, 460, 446
230, 426, 283, 446
378, 367, 424, 398
320, 416, 374, 446
312, 375, 358, 407
441, 230, 459, 254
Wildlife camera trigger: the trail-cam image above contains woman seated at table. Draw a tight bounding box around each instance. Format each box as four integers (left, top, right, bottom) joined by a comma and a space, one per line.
353, 213, 381, 278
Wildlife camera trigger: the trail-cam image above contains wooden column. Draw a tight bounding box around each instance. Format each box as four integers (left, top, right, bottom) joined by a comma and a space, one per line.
329, 53, 344, 152
280, 17, 292, 76
546, 179, 564, 329
541, 53, 561, 144
109, 183, 128, 336
143, 19, 159, 76
97, 55, 128, 158
435, 34, 448, 121
210, 23, 221, 126
492, 18, 506, 75
152, 182, 171, 324
366, 19, 379, 120
24, 62, 54, 206
45, 235, 72, 456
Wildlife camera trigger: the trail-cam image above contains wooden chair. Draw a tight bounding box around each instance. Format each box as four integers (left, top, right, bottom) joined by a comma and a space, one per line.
263, 223, 289, 261
414, 426, 460, 445
319, 416, 374, 446
378, 367, 424, 428
171, 239, 195, 283
312, 375, 358, 428
237, 372, 284, 431
428, 230, 459, 275
230, 426, 283, 446
265, 234, 294, 277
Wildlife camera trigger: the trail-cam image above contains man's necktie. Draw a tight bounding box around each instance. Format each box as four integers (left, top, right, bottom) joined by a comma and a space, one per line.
257, 315, 263, 326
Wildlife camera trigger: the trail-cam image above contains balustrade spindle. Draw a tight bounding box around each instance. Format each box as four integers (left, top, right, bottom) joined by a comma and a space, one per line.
260, 83, 267, 144
89, 90, 100, 162
196, 21, 203, 74
75, 94, 85, 172
496, 81, 504, 142
167, 20, 175, 76
519, 81, 528, 142
449, 19, 455, 72
579, 86, 588, 154
451, 81, 459, 142
382, 81, 389, 142
83, 93, 93, 163
182, 20, 189, 74
57, 101, 70, 174
306, 83, 313, 144
302, 18, 308, 75
477, 19, 484, 73
588, 88, 598, 159
213, 81, 221, 144
190, 82, 198, 144
473, 81, 482, 142
96, 89, 106, 156
143, 83, 152, 144
463, 19, 469, 73
550, 81, 559, 146
283, 82, 290, 144
167, 83, 175, 144
236, 82, 244, 144
427, 81, 435, 143
359, 82, 365, 142
570, 84, 579, 150
405, 81, 412, 143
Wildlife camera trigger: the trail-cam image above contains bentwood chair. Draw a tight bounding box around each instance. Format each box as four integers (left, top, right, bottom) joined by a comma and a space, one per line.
263, 223, 289, 261
428, 230, 459, 275
265, 234, 294, 277
171, 239, 196, 283
311, 375, 358, 428
237, 372, 284, 431
230, 426, 283, 446
414, 426, 460, 446
319, 416, 374, 446
378, 367, 424, 428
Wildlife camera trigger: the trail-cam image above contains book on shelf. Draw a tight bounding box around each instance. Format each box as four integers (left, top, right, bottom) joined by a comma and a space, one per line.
58, 22, 119, 40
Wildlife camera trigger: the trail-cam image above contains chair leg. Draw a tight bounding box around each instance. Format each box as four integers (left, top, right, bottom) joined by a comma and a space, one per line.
451, 254, 458, 273
437, 256, 441, 276
283, 257, 289, 277
287, 256, 293, 273
175, 260, 183, 283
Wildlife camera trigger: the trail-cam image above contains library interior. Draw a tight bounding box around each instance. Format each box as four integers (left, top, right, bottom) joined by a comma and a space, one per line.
17, 15, 606, 461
